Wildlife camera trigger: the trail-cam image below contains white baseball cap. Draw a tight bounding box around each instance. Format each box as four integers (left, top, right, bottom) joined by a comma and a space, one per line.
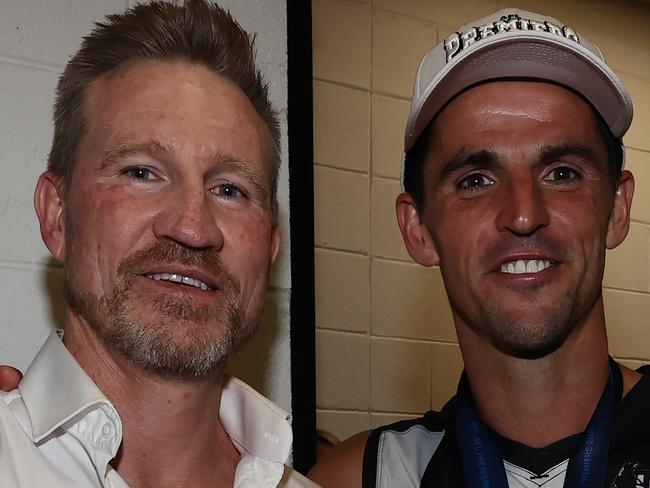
402, 8, 633, 181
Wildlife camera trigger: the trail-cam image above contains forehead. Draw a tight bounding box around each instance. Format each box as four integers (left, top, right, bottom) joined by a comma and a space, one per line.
412, 80, 612, 200
430, 81, 601, 155
82, 59, 272, 170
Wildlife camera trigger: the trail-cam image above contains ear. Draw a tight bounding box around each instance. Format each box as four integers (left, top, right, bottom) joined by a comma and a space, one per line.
395, 192, 439, 266
34, 171, 66, 261
606, 169, 634, 249
269, 224, 281, 265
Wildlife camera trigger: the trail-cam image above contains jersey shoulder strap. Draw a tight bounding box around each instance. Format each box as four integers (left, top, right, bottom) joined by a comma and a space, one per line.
362, 411, 447, 488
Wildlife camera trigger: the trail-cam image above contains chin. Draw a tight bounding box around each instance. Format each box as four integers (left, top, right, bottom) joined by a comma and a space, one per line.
115, 328, 234, 377
107, 311, 251, 378
100, 297, 253, 377
486, 312, 576, 361
494, 334, 568, 360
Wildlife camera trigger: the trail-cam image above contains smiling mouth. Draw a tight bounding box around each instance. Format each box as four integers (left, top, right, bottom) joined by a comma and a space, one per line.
499, 259, 554, 275
145, 273, 214, 291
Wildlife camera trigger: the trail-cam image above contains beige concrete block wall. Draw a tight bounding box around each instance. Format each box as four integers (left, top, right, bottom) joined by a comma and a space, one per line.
313, 0, 650, 443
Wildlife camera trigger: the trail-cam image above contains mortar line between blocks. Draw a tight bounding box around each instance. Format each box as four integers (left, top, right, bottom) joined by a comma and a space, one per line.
0, 260, 62, 271
0, 54, 62, 74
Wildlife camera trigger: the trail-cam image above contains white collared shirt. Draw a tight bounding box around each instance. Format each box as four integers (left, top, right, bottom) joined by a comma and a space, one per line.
0, 332, 318, 487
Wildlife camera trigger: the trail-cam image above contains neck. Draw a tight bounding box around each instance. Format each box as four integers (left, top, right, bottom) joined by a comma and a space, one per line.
457, 297, 621, 448
63, 313, 240, 487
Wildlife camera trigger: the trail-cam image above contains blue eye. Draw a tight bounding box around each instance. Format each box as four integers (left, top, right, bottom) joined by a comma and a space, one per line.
458, 173, 494, 192
214, 183, 245, 198
125, 167, 155, 180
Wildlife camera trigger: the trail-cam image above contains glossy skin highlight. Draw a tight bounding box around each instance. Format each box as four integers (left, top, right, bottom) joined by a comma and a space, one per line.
309, 81, 636, 487
399, 81, 630, 359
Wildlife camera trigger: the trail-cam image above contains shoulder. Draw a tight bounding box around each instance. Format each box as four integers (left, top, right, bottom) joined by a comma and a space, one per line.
281, 465, 322, 487
308, 411, 449, 488
366, 413, 448, 487
308, 430, 371, 488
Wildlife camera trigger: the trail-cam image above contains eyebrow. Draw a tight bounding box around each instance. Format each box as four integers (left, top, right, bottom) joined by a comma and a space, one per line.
438, 143, 602, 182
536, 144, 601, 168
439, 149, 501, 181
99, 139, 171, 170
99, 141, 269, 198
213, 154, 270, 201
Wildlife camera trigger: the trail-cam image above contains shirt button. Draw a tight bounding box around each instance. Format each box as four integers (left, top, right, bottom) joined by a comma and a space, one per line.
102, 422, 113, 437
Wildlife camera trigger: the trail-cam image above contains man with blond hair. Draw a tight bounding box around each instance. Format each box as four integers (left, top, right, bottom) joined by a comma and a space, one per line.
0, 1, 316, 486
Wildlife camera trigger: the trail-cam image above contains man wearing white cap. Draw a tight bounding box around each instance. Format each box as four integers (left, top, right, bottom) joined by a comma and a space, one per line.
310, 8, 647, 488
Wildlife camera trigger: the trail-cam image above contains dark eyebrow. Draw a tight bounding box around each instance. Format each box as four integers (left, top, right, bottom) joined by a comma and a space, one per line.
99, 139, 171, 169
536, 144, 601, 167
439, 149, 501, 181
440, 144, 601, 181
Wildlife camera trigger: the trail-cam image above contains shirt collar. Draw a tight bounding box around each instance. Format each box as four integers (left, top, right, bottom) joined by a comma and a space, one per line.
19, 331, 293, 466
19, 331, 118, 444
220, 376, 293, 464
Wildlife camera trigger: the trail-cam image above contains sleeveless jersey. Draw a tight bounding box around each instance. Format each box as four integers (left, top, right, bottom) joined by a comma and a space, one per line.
363, 365, 650, 488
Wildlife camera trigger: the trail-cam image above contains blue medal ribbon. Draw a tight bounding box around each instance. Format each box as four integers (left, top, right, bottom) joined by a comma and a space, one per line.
455, 363, 616, 488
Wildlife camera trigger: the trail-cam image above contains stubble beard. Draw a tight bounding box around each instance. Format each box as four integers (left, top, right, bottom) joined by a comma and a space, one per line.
448, 235, 595, 360
459, 277, 601, 360
445, 259, 600, 361
65, 240, 257, 378
480, 290, 578, 360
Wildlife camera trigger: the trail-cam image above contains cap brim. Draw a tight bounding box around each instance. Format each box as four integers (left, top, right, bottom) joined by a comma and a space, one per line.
405, 32, 633, 151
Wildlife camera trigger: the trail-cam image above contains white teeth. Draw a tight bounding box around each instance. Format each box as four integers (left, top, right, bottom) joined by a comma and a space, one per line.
515, 260, 526, 274
500, 259, 553, 275
145, 273, 212, 290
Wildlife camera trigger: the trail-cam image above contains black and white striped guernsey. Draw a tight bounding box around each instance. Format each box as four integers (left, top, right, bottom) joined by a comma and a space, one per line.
362, 364, 650, 488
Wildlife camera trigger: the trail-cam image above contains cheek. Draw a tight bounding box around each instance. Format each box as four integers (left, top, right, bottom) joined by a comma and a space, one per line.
229, 211, 273, 244
66, 185, 154, 272
550, 194, 610, 255
224, 214, 275, 268
431, 202, 495, 265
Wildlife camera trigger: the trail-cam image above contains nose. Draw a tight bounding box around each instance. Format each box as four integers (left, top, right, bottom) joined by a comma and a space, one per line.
153, 183, 224, 250
495, 174, 550, 236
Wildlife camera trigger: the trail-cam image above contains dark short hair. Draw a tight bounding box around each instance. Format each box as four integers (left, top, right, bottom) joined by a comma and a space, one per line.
403, 105, 623, 210
49, 0, 280, 206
